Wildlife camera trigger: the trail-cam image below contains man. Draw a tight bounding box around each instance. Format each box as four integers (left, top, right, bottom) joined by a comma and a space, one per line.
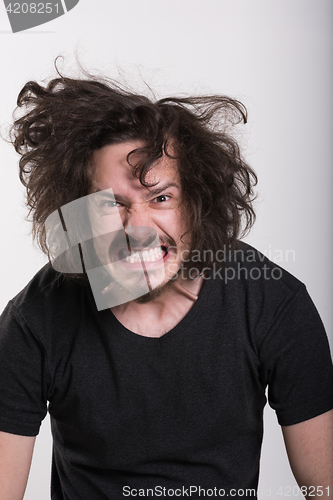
0, 74, 332, 500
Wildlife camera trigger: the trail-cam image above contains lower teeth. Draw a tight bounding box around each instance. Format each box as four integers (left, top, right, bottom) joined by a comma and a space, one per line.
124, 249, 163, 263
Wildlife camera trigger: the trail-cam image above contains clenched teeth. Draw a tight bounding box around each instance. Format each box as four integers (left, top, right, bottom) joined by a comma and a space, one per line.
125, 247, 163, 263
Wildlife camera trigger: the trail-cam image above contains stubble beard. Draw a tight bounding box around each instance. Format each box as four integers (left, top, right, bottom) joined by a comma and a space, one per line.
133, 269, 180, 304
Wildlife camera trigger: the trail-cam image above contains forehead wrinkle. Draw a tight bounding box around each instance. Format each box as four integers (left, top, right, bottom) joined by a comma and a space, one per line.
91, 143, 181, 198
93, 182, 180, 203
144, 182, 180, 198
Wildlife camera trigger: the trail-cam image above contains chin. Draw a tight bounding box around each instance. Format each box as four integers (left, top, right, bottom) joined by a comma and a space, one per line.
134, 272, 179, 304
134, 284, 169, 304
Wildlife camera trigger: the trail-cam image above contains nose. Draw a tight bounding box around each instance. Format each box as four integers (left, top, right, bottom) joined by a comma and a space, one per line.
122, 205, 158, 249
122, 203, 151, 229
125, 225, 158, 250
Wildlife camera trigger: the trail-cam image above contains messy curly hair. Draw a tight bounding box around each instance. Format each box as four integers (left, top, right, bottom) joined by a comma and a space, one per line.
10, 72, 257, 279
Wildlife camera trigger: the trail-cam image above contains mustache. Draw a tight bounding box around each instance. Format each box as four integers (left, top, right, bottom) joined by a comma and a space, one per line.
108, 229, 175, 258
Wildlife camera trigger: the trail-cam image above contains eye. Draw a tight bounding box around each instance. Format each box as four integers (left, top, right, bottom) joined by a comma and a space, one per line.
153, 195, 170, 203
97, 200, 123, 215
101, 200, 122, 208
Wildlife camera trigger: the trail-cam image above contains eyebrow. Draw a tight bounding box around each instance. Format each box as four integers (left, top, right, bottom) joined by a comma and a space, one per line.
93, 182, 180, 200
143, 182, 180, 198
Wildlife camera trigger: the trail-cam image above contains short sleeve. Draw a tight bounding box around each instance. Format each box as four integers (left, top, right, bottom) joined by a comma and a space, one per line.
0, 301, 49, 436
258, 284, 333, 426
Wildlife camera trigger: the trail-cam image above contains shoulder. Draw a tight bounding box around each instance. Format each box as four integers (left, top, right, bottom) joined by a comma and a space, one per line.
11, 264, 86, 308
209, 241, 313, 343
6, 265, 92, 341
11, 264, 66, 305
231, 240, 302, 290
214, 240, 304, 302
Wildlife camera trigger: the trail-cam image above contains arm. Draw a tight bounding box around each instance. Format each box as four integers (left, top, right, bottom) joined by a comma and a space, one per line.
282, 409, 333, 499
0, 431, 36, 500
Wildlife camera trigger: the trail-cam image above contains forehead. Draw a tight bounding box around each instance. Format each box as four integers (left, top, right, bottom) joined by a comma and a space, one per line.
91, 141, 180, 192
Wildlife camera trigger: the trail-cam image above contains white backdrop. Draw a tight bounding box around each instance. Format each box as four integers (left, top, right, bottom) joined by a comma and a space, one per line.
0, 1, 332, 499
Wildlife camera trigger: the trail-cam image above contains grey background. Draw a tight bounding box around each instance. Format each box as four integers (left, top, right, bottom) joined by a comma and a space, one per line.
0, 1, 332, 498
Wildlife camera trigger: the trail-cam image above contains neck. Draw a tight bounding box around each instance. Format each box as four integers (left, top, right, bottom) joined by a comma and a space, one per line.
111, 274, 205, 324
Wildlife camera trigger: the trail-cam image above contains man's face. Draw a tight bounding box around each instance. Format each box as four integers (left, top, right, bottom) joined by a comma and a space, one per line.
89, 141, 190, 303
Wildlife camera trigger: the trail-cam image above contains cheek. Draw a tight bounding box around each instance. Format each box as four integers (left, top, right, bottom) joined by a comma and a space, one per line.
156, 211, 185, 236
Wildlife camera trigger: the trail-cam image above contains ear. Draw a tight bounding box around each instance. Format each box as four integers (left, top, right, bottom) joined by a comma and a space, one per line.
45, 208, 85, 273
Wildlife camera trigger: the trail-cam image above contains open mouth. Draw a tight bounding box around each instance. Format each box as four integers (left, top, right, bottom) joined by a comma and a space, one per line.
116, 245, 169, 265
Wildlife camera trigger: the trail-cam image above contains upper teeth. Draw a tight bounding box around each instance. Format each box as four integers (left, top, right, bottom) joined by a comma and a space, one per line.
125, 247, 163, 263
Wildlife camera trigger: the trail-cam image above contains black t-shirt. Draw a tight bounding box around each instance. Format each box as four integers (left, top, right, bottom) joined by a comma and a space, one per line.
0, 243, 333, 500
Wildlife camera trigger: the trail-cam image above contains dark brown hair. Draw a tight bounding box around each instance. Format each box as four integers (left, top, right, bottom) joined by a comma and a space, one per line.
10, 72, 257, 278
